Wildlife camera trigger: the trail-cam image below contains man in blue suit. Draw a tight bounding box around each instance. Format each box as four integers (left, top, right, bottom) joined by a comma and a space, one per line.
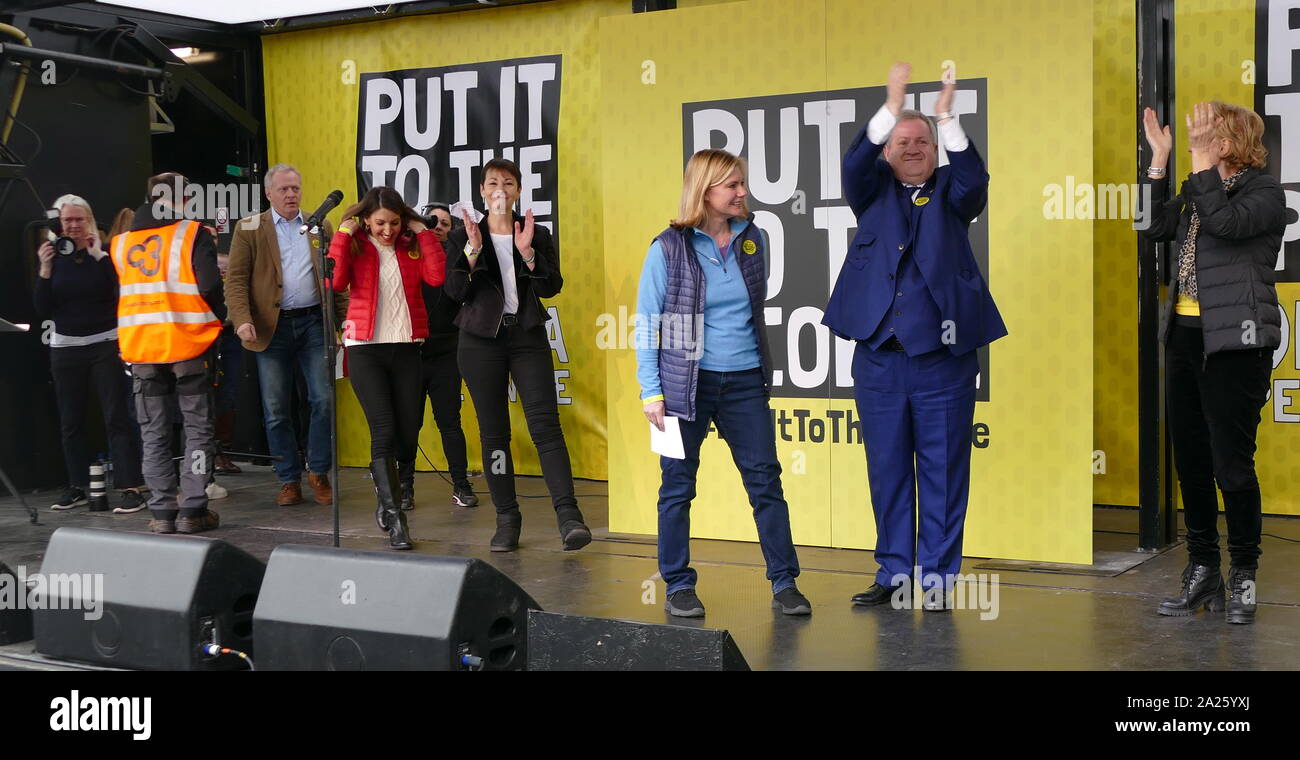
824, 62, 1006, 611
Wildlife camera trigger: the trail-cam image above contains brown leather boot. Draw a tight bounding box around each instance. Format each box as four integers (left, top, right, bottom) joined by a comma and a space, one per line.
276, 482, 303, 506
177, 510, 220, 535
307, 473, 332, 505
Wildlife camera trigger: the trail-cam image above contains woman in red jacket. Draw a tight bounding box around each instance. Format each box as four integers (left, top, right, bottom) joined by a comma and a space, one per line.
330, 186, 445, 550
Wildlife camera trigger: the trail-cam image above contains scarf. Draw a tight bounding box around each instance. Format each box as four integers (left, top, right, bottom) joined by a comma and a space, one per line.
1177, 167, 1248, 301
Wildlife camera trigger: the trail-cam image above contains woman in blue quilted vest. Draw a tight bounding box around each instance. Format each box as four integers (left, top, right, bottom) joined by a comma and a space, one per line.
635, 149, 809, 618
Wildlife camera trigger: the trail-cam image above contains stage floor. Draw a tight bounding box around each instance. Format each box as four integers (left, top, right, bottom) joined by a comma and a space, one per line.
2, 465, 1298, 670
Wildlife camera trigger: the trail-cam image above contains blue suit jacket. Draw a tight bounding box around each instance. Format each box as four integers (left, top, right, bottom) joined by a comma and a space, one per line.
823, 125, 1007, 357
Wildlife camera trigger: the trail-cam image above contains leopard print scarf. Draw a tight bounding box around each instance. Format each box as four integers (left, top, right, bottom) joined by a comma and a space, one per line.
1177, 167, 1248, 301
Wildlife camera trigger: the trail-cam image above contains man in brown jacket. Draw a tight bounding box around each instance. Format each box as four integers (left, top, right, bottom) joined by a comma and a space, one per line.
225, 164, 346, 506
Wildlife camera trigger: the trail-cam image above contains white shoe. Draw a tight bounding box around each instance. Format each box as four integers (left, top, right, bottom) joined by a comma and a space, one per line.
206, 481, 228, 500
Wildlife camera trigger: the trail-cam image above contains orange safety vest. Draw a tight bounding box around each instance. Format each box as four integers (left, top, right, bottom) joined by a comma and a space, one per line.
110, 220, 221, 364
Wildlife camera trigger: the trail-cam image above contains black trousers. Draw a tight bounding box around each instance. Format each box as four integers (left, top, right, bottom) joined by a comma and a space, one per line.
458, 324, 576, 516
347, 343, 423, 462
1166, 322, 1271, 570
50, 341, 143, 490
420, 342, 470, 482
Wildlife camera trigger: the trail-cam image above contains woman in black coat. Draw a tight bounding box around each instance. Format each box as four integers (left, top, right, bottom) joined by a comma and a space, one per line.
444, 158, 590, 553
1140, 102, 1286, 625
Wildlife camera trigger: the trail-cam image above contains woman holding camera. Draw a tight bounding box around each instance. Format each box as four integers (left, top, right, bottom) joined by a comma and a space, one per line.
34, 194, 144, 512
1141, 102, 1286, 625
329, 186, 446, 550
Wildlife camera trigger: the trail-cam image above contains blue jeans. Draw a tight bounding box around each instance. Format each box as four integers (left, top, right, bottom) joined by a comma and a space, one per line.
256, 309, 333, 482
657, 368, 800, 595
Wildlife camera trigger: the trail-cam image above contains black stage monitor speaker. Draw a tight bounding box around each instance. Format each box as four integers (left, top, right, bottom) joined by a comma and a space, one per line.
253, 545, 539, 671
527, 611, 750, 671
0, 560, 34, 644
33, 528, 265, 670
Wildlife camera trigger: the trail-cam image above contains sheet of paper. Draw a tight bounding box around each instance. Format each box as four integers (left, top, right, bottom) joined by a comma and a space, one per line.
650, 416, 685, 459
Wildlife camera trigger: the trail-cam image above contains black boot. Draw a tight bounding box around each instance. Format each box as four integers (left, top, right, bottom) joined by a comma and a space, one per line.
370, 458, 412, 550
555, 506, 592, 551
1157, 562, 1223, 616
1226, 566, 1257, 625
397, 460, 415, 512
370, 460, 389, 531
490, 508, 522, 552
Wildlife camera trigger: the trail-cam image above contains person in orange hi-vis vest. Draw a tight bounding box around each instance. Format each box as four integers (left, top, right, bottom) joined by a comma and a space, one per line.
110, 172, 226, 536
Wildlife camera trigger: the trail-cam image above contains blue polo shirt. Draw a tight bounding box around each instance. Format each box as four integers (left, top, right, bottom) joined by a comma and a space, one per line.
634, 219, 761, 401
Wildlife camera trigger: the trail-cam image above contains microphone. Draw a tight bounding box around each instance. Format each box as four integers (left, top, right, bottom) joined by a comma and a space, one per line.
299, 190, 344, 234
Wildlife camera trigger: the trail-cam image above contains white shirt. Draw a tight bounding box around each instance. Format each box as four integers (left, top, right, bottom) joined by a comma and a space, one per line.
490, 233, 519, 315
866, 104, 969, 151
344, 236, 413, 346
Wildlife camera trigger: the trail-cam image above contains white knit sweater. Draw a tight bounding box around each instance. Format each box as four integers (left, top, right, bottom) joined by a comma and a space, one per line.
344, 236, 413, 346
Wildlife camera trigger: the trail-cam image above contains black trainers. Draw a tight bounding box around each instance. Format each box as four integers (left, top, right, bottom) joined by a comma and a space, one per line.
664, 588, 705, 618
113, 490, 147, 514
772, 587, 812, 616
51, 487, 86, 511
452, 481, 479, 508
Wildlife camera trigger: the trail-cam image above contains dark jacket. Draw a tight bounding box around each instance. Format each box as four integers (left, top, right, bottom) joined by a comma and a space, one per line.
444, 212, 561, 338
1141, 167, 1285, 354
128, 202, 226, 322
33, 247, 119, 341
421, 276, 461, 356
823, 127, 1007, 356
653, 219, 771, 422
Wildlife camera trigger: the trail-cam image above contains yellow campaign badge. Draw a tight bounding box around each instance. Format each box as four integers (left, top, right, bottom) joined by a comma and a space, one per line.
407, 249, 421, 260
742, 239, 757, 255
914, 196, 930, 207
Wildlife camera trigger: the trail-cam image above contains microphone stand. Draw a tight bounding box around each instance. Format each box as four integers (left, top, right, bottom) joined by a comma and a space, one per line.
313, 223, 341, 548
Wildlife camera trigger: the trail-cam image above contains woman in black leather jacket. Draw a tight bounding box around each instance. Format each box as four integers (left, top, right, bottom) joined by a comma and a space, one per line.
444, 158, 590, 553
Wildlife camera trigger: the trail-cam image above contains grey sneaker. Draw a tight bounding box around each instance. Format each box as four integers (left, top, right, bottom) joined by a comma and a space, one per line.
664, 588, 705, 618
772, 587, 812, 615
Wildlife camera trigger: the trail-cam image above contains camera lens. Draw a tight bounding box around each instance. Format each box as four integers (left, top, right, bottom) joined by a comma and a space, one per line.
55, 236, 77, 256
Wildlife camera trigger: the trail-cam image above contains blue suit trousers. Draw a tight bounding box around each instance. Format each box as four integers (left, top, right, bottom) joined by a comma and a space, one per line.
852, 342, 978, 590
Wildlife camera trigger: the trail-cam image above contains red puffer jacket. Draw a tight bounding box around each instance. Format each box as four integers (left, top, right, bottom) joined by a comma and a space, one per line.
329, 227, 446, 341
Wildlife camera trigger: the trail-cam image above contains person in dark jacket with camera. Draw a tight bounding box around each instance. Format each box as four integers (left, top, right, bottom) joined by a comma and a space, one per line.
34, 194, 145, 513
444, 158, 590, 553
1140, 101, 1286, 625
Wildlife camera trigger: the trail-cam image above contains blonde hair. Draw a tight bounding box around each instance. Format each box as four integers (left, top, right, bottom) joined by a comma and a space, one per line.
52, 194, 98, 235
1211, 101, 1268, 169
671, 149, 748, 229
108, 207, 135, 239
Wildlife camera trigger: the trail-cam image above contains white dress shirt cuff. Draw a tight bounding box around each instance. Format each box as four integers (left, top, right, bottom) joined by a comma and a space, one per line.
866, 105, 896, 145
938, 115, 969, 152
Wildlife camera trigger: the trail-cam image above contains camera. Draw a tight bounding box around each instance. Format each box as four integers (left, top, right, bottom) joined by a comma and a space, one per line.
46, 219, 77, 256
52, 235, 77, 256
